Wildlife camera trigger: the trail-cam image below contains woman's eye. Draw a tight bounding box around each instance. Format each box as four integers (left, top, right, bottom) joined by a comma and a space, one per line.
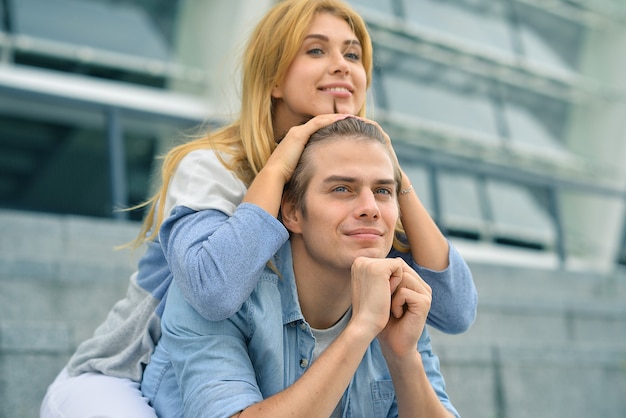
307, 48, 324, 56
344, 51, 361, 61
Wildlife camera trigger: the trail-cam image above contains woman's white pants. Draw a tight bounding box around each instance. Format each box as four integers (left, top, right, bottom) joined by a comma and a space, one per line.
40, 367, 157, 418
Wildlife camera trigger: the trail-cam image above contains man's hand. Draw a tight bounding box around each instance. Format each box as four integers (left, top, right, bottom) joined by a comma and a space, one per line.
378, 258, 431, 359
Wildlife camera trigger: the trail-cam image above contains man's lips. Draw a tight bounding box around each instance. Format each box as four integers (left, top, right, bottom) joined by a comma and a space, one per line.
344, 228, 383, 239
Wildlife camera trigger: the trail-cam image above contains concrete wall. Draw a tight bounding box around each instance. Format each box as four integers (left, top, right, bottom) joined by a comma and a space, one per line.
1, 210, 625, 418
0, 210, 142, 418
431, 263, 626, 418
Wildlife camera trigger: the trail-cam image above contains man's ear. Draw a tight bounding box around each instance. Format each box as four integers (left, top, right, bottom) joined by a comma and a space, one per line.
280, 198, 303, 233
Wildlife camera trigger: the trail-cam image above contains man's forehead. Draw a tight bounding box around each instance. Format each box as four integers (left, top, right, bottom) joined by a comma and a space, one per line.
308, 141, 394, 174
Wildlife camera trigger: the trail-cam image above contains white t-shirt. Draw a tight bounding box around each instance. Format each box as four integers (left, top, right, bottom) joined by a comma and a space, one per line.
310, 308, 352, 418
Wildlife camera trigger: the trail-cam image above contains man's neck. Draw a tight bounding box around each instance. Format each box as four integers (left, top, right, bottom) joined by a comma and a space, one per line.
291, 244, 352, 330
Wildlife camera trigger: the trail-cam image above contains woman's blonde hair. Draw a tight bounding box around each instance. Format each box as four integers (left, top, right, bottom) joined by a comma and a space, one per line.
129, 0, 373, 247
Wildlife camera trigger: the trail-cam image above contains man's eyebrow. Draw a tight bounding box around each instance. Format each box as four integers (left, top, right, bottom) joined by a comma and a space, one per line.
323, 175, 396, 185
323, 175, 356, 184
304, 34, 362, 47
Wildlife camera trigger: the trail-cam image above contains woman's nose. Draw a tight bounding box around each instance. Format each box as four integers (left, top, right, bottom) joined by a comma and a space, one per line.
330, 51, 350, 75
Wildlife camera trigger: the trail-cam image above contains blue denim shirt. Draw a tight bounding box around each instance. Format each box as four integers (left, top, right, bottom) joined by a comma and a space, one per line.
142, 242, 460, 418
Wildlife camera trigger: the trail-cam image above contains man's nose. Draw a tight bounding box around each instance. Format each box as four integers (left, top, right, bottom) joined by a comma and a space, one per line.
356, 191, 380, 219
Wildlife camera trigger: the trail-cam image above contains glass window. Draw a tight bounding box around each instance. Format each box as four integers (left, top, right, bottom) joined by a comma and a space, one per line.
618, 214, 626, 266
14, 0, 172, 60
515, 3, 584, 74
487, 180, 556, 248
499, 84, 570, 157
402, 0, 516, 58
111, 0, 181, 49
0, 2, 5, 32
0, 91, 198, 221
348, 0, 395, 16
381, 66, 501, 139
9, 0, 183, 87
439, 172, 485, 237
503, 104, 568, 155
0, 112, 113, 218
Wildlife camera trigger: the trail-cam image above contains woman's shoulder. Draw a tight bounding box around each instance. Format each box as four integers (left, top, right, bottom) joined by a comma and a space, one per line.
179, 148, 232, 174
165, 148, 247, 216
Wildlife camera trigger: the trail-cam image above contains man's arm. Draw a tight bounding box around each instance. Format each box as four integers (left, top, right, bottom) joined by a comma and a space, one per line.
163, 260, 387, 418
377, 259, 458, 417
236, 258, 456, 418
383, 348, 456, 418
232, 322, 373, 418
233, 257, 401, 418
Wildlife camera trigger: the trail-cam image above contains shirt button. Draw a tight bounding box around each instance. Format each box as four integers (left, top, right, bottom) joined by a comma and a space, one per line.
299, 322, 307, 331
300, 358, 309, 368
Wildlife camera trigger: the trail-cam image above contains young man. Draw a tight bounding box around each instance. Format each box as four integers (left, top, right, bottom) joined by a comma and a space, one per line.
141, 117, 459, 417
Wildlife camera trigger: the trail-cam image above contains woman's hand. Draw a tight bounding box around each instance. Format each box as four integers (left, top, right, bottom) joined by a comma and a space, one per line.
243, 113, 350, 217
268, 114, 351, 184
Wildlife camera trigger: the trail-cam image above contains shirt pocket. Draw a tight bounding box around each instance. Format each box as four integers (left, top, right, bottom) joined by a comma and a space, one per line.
370, 380, 395, 417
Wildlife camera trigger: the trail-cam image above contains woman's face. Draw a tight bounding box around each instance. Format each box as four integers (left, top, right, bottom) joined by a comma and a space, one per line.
272, 12, 367, 133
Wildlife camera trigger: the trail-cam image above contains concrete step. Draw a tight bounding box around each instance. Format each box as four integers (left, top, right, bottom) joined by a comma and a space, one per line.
430, 297, 626, 347
0, 209, 143, 282
431, 340, 626, 418
0, 210, 143, 418
0, 321, 73, 418
2, 210, 626, 418
3, 319, 624, 418
468, 261, 626, 304
0, 276, 130, 345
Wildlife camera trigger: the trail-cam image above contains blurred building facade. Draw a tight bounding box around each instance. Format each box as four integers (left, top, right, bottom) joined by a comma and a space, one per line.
1, 0, 626, 270
1, 1, 626, 417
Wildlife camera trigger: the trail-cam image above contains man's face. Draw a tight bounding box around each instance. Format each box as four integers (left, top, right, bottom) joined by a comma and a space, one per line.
284, 138, 398, 271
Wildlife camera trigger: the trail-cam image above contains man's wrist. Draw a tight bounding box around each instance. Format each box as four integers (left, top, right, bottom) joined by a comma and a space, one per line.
381, 347, 423, 375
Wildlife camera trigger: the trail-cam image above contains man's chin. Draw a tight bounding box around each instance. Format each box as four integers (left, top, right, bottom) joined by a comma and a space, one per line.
352, 247, 387, 260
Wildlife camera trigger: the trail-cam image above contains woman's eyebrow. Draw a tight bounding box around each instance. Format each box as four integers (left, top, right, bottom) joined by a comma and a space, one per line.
304, 34, 361, 47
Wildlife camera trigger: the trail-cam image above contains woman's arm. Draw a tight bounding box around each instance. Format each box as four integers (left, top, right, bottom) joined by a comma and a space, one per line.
397, 175, 477, 333
160, 204, 288, 321
397, 173, 450, 271
161, 115, 350, 321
